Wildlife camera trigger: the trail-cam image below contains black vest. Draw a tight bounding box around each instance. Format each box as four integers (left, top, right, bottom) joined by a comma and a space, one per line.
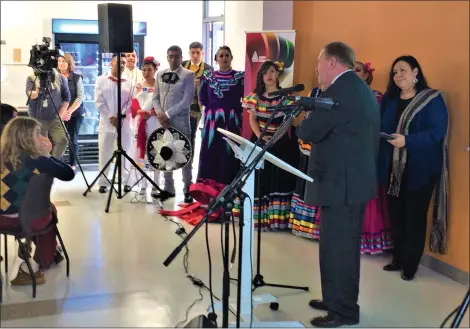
68, 72, 85, 118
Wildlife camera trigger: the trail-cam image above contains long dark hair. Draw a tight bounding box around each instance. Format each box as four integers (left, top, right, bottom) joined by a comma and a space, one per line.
385, 55, 430, 99
253, 61, 281, 96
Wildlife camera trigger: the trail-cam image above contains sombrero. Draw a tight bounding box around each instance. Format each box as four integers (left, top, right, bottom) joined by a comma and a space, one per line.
146, 127, 192, 172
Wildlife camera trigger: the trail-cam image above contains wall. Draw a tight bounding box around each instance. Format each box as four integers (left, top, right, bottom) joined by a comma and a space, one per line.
293, 1, 469, 273
0, 0, 203, 107
224, 0, 264, 71
262, 0, 293, 31
224, 0, 293, 71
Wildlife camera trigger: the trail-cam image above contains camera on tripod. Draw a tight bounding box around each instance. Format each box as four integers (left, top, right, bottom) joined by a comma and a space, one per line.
28, 37, 64, 80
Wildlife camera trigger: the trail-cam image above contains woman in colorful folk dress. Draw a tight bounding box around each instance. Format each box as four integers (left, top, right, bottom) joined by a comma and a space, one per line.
242, 60, 297, 231
289, 85, 323, 238
130, 56, 161, 194
354, 61, 393, 254
196, 46, 245, 187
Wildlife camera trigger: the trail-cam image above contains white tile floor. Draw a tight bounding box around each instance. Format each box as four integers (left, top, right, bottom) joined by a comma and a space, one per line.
0, 168, 469, 327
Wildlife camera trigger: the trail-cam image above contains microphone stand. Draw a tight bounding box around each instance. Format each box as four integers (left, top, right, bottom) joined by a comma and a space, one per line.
164, 102, 307, 328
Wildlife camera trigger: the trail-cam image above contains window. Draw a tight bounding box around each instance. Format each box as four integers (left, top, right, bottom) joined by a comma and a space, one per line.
202, 1, 225, 68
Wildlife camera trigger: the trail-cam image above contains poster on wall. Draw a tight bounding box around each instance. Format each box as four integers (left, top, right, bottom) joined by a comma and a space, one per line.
242, 30, 296, 138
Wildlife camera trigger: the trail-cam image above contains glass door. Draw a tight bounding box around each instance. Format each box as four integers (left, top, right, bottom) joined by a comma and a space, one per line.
203, 21, 225, 69
60, 42, 100, 136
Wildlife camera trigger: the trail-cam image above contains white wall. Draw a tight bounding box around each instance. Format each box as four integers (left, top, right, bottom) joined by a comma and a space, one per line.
223, 0, 263, 71
0, 0, 203, 107
262, 0, 293, 31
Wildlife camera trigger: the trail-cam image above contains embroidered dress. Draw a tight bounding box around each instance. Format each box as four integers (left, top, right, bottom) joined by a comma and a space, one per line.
289, 87, 322, 239
237, 93, 297, 231
197, 70, 245, 186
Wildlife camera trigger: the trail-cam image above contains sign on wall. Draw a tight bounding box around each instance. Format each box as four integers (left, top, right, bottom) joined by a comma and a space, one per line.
242, 30, 296, 138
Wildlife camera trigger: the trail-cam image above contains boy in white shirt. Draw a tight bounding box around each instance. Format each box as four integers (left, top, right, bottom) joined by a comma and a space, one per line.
94, 53, 134, 193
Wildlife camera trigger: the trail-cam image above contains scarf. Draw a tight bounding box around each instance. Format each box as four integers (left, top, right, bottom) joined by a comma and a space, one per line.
388, 88, 450, 254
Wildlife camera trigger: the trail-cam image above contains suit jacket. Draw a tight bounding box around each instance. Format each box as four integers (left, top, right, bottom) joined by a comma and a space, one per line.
182, 60, 214, 116
297, 71, 380, 206
152, 66, 195, 132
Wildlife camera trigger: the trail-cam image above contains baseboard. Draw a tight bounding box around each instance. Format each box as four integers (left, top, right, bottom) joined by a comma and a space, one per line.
421, 254, 469, 286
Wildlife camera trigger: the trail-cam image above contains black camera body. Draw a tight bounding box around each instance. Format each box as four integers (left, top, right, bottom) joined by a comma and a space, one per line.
28, 37, 64, 76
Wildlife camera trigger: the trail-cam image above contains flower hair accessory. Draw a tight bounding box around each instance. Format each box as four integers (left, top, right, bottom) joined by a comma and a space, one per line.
364, 62, 375, 74
273, 61, 284, 71
143, 56, 160, 67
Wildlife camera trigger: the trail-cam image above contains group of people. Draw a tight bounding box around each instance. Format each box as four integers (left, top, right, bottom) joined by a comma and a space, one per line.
0, 38, 449, 327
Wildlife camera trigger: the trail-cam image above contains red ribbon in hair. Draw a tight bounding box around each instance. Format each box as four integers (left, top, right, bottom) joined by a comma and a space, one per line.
364, 62, 376, 74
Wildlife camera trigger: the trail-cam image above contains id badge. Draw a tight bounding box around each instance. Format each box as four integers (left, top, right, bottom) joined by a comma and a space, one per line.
42, 99, 48, 107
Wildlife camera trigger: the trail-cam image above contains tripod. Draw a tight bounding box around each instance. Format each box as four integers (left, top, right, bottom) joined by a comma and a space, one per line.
31, 72, 90, 189
252, 169, 309, 292
83, 53, 163, 212
230, 105, 309, 294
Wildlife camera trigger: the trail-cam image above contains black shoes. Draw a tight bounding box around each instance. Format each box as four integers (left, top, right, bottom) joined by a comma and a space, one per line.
309, 299, 329, 311
310, 314, 359, 328
151, 190, 176, 201
384, 261, 416, 281
184, 193, 194, 203
383, 261, 402, 271
99, 186, 107, 193
124, 185, 132, 193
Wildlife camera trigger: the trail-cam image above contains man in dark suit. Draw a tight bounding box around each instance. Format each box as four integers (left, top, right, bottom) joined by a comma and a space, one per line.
297, 42, 380, 327
181, 42, 214, 152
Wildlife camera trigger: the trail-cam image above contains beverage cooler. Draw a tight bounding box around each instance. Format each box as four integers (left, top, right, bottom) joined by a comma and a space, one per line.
52, 19, 147, 165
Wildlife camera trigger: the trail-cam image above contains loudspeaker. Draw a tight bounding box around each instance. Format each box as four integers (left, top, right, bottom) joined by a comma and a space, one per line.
97, 3, 134, 53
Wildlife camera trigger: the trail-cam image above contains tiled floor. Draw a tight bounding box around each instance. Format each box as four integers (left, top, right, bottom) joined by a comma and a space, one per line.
0, 168, 469, 327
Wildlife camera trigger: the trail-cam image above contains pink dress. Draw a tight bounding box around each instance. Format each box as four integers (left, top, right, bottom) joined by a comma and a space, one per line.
360, 90, 393, 254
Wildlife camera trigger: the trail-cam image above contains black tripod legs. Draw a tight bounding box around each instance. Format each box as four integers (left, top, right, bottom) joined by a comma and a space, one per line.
252, 273, 309, 292
83, 153, 116, 196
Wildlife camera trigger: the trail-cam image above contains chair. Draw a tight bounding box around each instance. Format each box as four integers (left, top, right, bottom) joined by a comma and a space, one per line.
0, 174, 70, 300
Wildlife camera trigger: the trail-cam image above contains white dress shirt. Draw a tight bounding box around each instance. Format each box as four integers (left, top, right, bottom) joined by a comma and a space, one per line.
95, 71, 133, 133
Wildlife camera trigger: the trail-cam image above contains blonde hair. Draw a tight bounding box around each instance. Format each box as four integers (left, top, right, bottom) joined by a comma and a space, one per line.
29, 68, 61, 90
61, 53, 76, 73
0, 117, 42, 171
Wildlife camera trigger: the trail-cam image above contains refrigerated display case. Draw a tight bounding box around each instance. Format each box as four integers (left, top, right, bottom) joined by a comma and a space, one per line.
52, 19, 147, 164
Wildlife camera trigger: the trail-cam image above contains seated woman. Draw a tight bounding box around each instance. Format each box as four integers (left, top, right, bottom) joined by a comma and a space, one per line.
0, 117, 75, 285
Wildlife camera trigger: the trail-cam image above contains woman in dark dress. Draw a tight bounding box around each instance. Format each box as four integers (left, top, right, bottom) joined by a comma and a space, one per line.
241, 61, 296, 231
197, 46, 244, 186
378, 55, 449, 281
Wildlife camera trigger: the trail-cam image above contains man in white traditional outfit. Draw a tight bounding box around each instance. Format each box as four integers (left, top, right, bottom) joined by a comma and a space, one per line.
152, 45, 195, 203
94, 53, 134, 193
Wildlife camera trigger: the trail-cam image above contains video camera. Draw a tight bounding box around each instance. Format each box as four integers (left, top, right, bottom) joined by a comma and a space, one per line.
28, 37, 64, 76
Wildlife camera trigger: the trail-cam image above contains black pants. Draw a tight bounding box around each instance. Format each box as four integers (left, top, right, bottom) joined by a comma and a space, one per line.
320, 203, 366, 321
64, 115, 84, 166
388, 177, 437, 276
189, 115, 200, 161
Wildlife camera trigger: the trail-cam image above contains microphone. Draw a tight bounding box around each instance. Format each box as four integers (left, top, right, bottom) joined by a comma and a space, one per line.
285, 96, 338, 110
267, 84, 304, 97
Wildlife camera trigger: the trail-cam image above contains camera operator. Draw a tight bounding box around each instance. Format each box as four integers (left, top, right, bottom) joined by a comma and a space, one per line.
58, 53, 85, 171
25, 69, 71, 159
